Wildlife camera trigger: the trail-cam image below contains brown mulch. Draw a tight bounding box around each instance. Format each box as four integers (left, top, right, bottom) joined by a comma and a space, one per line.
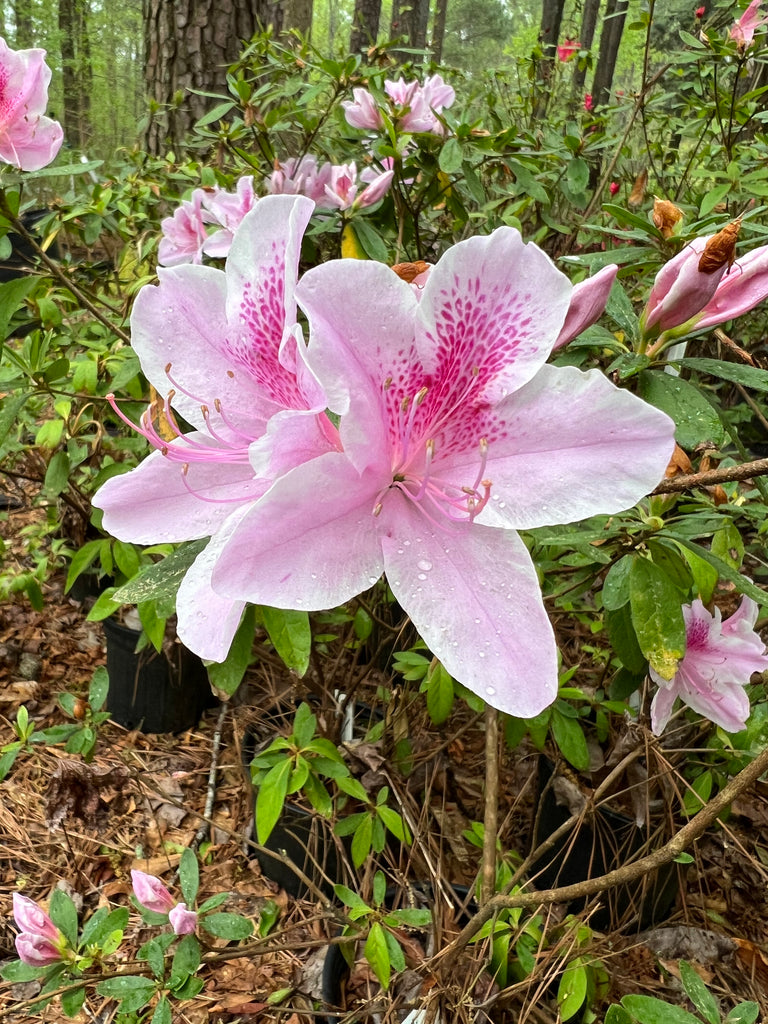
2, 492, 768, 1022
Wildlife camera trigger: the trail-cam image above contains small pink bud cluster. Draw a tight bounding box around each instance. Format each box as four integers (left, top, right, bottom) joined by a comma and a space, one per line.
269, 154, 393, 212
342, 74, 455, 136
557, 39, 581, 62
131, 871, 197, 935
13, 894, 68, 966
158, 176, 257, 267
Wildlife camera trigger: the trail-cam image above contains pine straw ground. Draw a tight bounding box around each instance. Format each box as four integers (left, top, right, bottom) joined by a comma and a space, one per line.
3, 497, 768, 1023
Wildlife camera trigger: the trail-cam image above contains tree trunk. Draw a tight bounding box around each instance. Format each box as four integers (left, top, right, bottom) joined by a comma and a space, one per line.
391, 0, 430, 58
431, 0, 448, 63
532, 0, 566, 120
591, 0, 628, 110
572, 0, 601, 97
143, 0, 283, 157
350, 0, 381, 54
13, 0, 34, 47
283, 0, 312, 37
58, 0, 93, 150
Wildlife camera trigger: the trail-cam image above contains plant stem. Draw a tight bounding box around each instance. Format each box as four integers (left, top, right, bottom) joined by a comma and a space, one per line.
652, 456, 768, 494
481, 705, 499, 904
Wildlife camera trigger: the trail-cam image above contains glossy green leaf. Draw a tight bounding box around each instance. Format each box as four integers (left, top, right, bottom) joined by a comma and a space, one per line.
638, 370, 725, 449
260, 606, 311, 676
679, 960, 719, 1024
629, 557, 686, 680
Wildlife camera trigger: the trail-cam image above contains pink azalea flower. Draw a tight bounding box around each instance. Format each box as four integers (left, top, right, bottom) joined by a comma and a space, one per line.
584, 93, 594, 112
0, 38, 63, 171
169, 903, 198, 935
268, 154, 333, 205
730, 0, 768, 47
641, 232, 731, 336
342, 87, 383, 130
201, 176, 258, 258
13, 894, 67, 966
94, 196, 340, 661
650, 597, 768, 734
557, 39, 581, 62
131, 870, 175, 914
552, 263, 618, 350
609, 181, 620, 195
204, 228, 675, 717
158, 189, 209, 267
321, 161, 393, 211
696, 5, 706, 16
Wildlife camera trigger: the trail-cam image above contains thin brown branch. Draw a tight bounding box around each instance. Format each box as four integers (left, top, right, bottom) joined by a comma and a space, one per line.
481, 706, 499, 904
652, 457, 768, 494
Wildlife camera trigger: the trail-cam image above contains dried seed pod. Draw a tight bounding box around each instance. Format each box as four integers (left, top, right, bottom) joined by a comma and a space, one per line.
391, 260, 430, 284
628, 168, 648, 209
698, 218, 741, 273
652, 197, 683, 239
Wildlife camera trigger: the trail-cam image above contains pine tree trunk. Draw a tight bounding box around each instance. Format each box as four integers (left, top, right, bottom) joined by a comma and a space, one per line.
283, 0, 313, 37
572, 0, 600, 97
431, 0, 448, 63
350, 0, 381, 54
14, 0, 34, 47
532, 0, 566, 120
143, 0, 283, 156
391, 0, 430, 59
591, 0, 628, 110
58, 0, 93, 150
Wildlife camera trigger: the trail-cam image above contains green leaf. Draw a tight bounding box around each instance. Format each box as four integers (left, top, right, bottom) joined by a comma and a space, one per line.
351, 812, 374, 867
678, 544, 718, 604
566, 156, 590, 195
293, 702, 317, 749
170, 934, 201, 987
206, 604, 256, 697
383, 928, 406, 974
112, 540, 208, 606
425, 660, 454, 725
725, 1002, 760, 1024
364, 921, 391, 990
667, 535, 768, 608
638, 370, 725, 449
604, 1007, 635, 1024
0, 960, 48, 982
351, 218, 389, 262
0, 275, 37, 341
43, 451, 70, 498
683, 357, 768, 393
96, 975, 156, 1005
179, 848, 199, 907
260, 606, 311, 676
679, 960, 719, 1024
621, 994, 704, 1024
629, 557, 686, 680
551, 707, 590, 771
200, 912, 253, 940
0, 392, 29, 446
683, 769, 713, 817
605, 603, 647, 675
61, 986, 86, 1017
88, 666, 109, 711
255, 757, 292, 843
438, 137, 463, 174
711, 521, 744, 571
80, 907, 129, 950
49, 888, 78, 947
602, 555, 633, 610
152, 996, 172, 1024
700, 183, 732, 218
558, 959, 588, 1021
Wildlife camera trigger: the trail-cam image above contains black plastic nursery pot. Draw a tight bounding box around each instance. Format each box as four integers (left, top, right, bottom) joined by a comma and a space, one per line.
530, 757, 679, 931
103, 616, 216, 733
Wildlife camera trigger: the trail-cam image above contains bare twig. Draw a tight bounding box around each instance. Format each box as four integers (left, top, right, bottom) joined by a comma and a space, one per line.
481, 706, 499, 904
652, 457, 768, 494
190, 701, 228, 852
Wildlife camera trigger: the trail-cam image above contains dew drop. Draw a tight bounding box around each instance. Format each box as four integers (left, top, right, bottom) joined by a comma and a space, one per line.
404, 540, 411, 547
479, 651, 485, 658
417, 573, 427, 581
397, 548, 404, 555
474, 617, 481, 624
368, 575, 379, 585
417, 559, 433, 571
486, 685, 496, 697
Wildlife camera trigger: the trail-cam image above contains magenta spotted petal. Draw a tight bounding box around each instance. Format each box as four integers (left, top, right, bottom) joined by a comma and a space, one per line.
209, 226, 675, 716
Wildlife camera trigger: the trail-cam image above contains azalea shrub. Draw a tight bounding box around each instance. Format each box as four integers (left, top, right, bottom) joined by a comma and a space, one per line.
4, 8, 768, 1020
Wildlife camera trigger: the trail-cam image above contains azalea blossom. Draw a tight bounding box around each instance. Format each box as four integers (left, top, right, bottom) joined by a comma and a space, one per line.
557, 39, 581, 62
94, 195, 340, 661
584, 93, 594, 112
13, 893, 67, 967
685, 240, 768, 332
609, 181, 620, 195
552, 263, 618, 350
132, 872, 199, 934
321, 161, 394, 211
268, 154, 333, 204
169, 903, 198, 935
342, 74, 455, 137
730, 0, 768, 47
0, 38, 63, 171
158, 178, 259, 266
650, 597, 768, 734
202, 227, 675, 717
131, 870, 175, 914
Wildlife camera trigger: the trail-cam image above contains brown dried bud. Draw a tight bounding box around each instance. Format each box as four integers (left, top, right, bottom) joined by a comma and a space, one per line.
627, 168, 648, 210
243, 103, 257, 128
652, 197, 683, 239
664, 443, 694, 478
698, 218, 741, 274
72, 698, 89, 721
391, 261, 430, 284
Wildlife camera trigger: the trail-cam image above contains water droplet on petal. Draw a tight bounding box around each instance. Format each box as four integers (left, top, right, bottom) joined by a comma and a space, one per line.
404, 540, 411, 547
417, 559, 432, 571
486, 685, 496, 697
417, 573, 427, 581
479, 652, 485, 658
368, 576, 379, 585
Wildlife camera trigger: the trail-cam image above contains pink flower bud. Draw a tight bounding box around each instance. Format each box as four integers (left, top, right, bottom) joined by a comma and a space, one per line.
13, 894, 60, 942
609, 181, 620, 195
553, 264, 618, 350
169, 903, 198, 935
131, 871, 175, 915
15, 933, 64, 967
584, 93, 594, 112
353, 168, 394, 210
342, 88, 383, 130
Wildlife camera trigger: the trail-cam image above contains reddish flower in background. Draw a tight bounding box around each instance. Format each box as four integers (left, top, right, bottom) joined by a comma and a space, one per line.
584, 93, 594, 112
695, 5, 706, 16
609, 181, 620, 195
557, 39, 581, 62
0, 37, 63, 171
